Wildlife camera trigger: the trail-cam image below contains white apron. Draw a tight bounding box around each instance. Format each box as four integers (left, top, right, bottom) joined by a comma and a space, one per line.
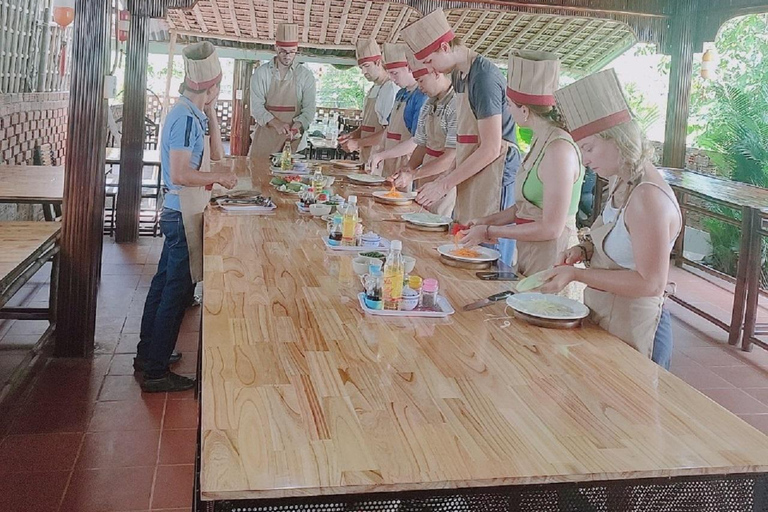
416, 88, 456, 218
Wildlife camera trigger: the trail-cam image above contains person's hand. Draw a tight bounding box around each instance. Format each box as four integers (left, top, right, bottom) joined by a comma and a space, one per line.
532, 266, 578, 294
204, 99, 217, 117
216, 172, 238, 189
337, 132, 352, 144
290, 122, 303, 139
458, 225, 494, 247
392, 170, 414, 189
466, 218, 483, 228
269, 119, 292, 136
558, 246, 585, 266
416, 179, 449, 208
368, 153, 383, 175
343, 138, 360, 153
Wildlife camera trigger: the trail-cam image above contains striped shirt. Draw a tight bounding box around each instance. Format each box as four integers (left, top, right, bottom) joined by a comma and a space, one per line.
413, 89, 457, 149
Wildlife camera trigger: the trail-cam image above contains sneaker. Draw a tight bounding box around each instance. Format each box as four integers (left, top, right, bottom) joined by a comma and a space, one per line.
141, 372, 196, 393
132, 351, 182, 372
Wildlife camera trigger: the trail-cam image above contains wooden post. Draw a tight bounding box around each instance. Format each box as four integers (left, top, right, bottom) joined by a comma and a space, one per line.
56, 0, 110, 357
662, 0, 697, 169
230, 59, 255, 156
115, 0, 150, 243
160, 29, 177, 125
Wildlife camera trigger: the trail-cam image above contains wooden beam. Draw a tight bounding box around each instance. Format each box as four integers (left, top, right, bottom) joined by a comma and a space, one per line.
465, 12, 490, 49
335, 0, 353, 45
537, 17, 578, 53
230, 59, 254, 156
494, 14, 541, 58
390, 8, 412, 43
303, 0, 312, 42
228, 0, 241, 38
193, 4, 208, 33
471, 12, 504, 51
247, 0, 258, 38
175, 10, 192, 32
388, 7, 408, 43
352, 2, 372, 43
451, 10, 472, 36
319, 0, 330, 44
370, 3, 389, 41
267, 0, 274, 40
210, 1, 225, 33
485, 14, 524, 56
567, 20, 610, 69
57, 0, 109, 356
173, 29, 358, 51
116, 6, 151, 243
519, 16, 558, 51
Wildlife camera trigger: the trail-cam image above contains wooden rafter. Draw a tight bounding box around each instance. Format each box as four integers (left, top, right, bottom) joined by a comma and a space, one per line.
568, 19, 611, 67
552, 18, 593, 56
388, 7, 409, 43
519, 16, 558, 51
484, 14, 525, 56
228, 0, 241, 38
370, 3, 390, 41
176, 10, 192, 31
494, 14, 542, 58
536, 17, 576, 53
352, 2, 373, 43
210, 1, 225, 33
247, 0, 258, 37
451, 10, 472, 33
471, 12, 504, 51
192, 4, 208, 32
320, 0, 330, 43
465, 12, 490, 47
303, 0, 312, 42
267, 0, 274, 39
335, 0, 354, 45
390, 9, 412, 43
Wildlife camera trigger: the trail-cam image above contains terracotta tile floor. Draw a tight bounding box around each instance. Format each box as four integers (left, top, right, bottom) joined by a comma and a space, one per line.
0, 235, 766, 511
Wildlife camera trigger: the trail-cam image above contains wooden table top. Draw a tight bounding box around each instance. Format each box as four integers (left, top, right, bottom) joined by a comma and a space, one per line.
105, 147, 162, 166
200, 157, 768, 501
0, 222, 60, 291
660, 167, 768, 211
0, 165, 65, 203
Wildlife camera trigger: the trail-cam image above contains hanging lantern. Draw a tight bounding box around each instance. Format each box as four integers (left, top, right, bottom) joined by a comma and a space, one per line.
117, 10, 130, 42
52, 0, 75, 28
701, 49, 716, 79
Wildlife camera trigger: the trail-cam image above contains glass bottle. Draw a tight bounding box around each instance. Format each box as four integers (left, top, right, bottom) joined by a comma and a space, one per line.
328, 216, 342, 246
280, 140, 292, 171
420, 278, 439, 310
382, 240, 404, 311
341, 195, 358, 246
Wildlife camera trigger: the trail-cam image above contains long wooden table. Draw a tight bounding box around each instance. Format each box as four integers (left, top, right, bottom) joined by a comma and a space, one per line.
199, 157, 768, 511
0, 165, 65, 221
0, 222, 61, 402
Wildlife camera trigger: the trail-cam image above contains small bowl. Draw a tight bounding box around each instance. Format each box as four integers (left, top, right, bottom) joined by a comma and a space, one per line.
401, 288, 420, 311
293, 162, 308, 171
309, 204, 332, 217
352, 256, 372, 275
402, 256, 416, 274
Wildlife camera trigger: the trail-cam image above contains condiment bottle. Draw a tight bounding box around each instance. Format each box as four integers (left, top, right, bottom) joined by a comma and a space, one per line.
365, 269, 383, 310
382, 240, 404, 311
280, 140, 292, 170
409, 276, 423, 299
328, 216, 342, 246
341, 195, 358, 246
420, 278, 439, 310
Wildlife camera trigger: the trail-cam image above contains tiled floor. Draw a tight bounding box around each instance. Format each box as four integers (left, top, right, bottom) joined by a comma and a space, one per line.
0, 235, 766, 511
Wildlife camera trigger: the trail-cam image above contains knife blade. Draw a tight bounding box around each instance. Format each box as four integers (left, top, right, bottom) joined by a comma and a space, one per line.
463, 290, 515, 311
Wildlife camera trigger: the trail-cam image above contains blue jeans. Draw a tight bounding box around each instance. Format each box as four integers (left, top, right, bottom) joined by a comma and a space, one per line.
137, 208, 196, 379
652, 307, 673, 370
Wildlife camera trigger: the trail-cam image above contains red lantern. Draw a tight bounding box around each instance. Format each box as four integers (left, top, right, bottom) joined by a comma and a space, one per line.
53, 0, 75, 28
117, 10, 130, 42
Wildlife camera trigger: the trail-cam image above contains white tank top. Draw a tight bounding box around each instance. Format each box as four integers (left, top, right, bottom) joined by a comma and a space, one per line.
602, 182, 681, 271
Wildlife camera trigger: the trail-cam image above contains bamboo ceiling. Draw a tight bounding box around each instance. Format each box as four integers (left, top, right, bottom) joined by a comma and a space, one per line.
165, 0, 638, 74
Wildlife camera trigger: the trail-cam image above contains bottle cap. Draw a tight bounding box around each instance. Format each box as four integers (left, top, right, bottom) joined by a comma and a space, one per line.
409, 276, 422, 289
422, 278, 439, 292
348, 195, 357, 204
391, 240, 402, 250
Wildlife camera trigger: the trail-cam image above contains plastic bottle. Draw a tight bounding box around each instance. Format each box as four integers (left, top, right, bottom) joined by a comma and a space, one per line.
383, 240, 405, 311
311, 167, 324, 191
280, 140, 292, 171
341, 195, 358, 246
328, 216, 342, 246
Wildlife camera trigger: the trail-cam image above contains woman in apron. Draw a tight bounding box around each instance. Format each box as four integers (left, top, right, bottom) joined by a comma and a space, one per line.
248, 23, 309, 174
401, 9, 522, 265
458, 52, 584, 287
339, 39, 397, 163
535, 69, 682, 368
389, 55, 458, 218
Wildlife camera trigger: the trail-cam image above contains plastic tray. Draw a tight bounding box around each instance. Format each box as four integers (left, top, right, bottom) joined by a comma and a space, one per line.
322, 237, 389, 252
357, 293, 454, 317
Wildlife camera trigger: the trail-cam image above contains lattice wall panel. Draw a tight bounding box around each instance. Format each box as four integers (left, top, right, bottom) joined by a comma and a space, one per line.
167, 0, 421, 49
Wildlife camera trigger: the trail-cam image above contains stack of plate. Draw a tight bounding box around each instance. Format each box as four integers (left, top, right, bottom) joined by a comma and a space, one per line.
372, 190, 417, 205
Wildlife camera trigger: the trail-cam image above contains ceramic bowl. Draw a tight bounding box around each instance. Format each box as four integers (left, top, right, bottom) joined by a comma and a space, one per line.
401, 288, 420, 311
402, 255, 416, 274
309, 204, 332, 217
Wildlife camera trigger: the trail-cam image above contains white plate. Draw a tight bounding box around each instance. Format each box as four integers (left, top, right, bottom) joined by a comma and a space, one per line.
331, 159, 362, 169
322, 236, 389, 252
506, 293, 589, 321
271, 167, 309, 175
372, 191, 417, 203
357, 293, 454, 318
347, 173, 386, 184
271, 153, 306, 159
401, 212, 452, 227
437, 244, 501, 263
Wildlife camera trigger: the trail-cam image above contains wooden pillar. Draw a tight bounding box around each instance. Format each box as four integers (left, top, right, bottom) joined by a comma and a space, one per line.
230, 60, 256, 156
115, 0, 150, 243
56, 0, 110, 357
662, 0, 697, 169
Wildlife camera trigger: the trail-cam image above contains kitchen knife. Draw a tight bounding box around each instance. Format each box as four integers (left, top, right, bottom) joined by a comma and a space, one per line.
463, 290, 515, 311
476, 272, 519, 281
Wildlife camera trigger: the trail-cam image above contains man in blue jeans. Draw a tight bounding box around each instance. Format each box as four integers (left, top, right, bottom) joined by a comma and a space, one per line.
135, 42, 238, 393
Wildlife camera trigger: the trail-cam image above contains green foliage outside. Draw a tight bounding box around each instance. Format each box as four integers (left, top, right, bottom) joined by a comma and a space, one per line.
688, 14, 768, 286
315, 65, 368, 109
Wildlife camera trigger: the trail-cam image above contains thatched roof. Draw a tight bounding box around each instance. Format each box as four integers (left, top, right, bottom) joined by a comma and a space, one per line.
165, 0, 638, 74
